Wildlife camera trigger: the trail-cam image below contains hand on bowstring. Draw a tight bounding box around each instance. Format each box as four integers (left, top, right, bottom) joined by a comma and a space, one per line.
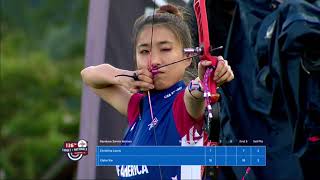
115, 68, 154, 93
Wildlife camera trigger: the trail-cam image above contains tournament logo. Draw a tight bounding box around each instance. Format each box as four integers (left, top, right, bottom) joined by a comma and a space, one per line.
62, 139, 88, 161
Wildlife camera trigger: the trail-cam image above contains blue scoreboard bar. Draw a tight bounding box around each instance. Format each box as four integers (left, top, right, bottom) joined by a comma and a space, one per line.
96, 146, 266, 166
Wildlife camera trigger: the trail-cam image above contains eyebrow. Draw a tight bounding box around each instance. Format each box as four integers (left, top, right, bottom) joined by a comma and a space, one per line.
137, 40, 173, 48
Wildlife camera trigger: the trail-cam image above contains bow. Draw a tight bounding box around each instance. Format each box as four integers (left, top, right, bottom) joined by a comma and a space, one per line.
145, 0, 221, 147
149, 0, 221, 125
190, 0, 221, 178
123, 0, 221, 151
149, 0, 222, 145
146, 0, 220, 179
190, 1, 251, 179
193, 0, 220, 107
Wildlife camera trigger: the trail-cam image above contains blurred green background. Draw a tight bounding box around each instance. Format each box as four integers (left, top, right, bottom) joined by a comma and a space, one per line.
0, 0, 88, 179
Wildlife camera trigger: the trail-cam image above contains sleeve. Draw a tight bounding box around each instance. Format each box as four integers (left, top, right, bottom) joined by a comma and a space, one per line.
127, 93, 144, 126
172, 90, 204, 137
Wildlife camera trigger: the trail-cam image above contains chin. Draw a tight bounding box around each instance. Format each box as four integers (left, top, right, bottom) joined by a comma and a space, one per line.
154, 80, 178, 91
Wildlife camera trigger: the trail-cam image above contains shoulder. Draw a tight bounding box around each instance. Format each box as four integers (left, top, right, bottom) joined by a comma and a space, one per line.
127, 93, 144, 125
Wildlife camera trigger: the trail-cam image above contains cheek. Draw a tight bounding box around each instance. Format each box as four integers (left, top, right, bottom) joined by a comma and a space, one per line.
136, 60, 143, 69
171, 57, 188, 74
164, 66, 185, 84
136, 55, 148, 69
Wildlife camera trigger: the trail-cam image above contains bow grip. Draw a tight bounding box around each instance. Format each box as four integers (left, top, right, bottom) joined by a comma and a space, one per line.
203, 54, 219, 103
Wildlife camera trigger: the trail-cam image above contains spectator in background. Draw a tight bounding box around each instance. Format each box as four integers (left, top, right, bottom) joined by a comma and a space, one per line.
187, 0, 320, 179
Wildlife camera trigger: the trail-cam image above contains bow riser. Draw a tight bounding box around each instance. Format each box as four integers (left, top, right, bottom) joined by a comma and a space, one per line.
194, 0, 219, 103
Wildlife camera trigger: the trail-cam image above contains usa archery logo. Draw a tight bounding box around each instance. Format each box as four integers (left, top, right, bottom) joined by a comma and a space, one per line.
148, 117, 158, 130
62, 139, 88, 161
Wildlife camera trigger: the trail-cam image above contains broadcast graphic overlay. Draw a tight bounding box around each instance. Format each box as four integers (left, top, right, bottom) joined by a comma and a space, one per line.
62, 139, 88, 161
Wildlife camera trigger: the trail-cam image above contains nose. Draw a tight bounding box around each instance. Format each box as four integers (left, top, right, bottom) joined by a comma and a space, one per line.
150, 52, 161, 69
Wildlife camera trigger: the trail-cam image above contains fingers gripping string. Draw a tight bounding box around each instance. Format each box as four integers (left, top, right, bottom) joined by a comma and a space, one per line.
115, 72, 139, 81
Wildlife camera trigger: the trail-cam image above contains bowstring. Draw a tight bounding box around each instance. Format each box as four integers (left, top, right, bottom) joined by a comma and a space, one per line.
148, 1, 163, 179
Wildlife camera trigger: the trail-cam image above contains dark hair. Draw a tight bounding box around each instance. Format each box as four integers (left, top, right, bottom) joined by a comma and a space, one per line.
132, 4, 197, 82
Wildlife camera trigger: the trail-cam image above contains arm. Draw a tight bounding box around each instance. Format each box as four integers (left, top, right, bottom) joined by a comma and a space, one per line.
184, 77, 206, 119
81, 64, 153, 116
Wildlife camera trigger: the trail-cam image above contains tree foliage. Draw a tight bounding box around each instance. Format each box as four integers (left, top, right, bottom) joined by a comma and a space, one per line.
0, 0, 88, 179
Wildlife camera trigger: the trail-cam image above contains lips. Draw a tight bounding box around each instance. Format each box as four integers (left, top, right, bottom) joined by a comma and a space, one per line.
152, 71, 165, 79
153, 71, 164, 77
151, 68, 165, 76
151, 68, 159, 76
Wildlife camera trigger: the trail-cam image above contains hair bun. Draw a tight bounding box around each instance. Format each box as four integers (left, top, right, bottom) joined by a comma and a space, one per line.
156, 4, 183, 18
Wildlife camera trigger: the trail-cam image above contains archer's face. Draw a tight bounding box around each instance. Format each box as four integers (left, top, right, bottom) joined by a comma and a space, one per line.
135, 25, 191, 90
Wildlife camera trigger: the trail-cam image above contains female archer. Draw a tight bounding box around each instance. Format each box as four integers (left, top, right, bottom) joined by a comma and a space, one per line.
81, 4, 234, 180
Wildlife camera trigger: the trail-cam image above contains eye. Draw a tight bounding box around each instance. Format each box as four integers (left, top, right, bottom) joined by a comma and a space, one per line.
161, 48, 172, 52
139, 50, 150, 54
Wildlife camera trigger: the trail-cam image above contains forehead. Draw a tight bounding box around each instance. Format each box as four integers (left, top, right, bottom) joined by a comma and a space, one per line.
136, 24, 180, 46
